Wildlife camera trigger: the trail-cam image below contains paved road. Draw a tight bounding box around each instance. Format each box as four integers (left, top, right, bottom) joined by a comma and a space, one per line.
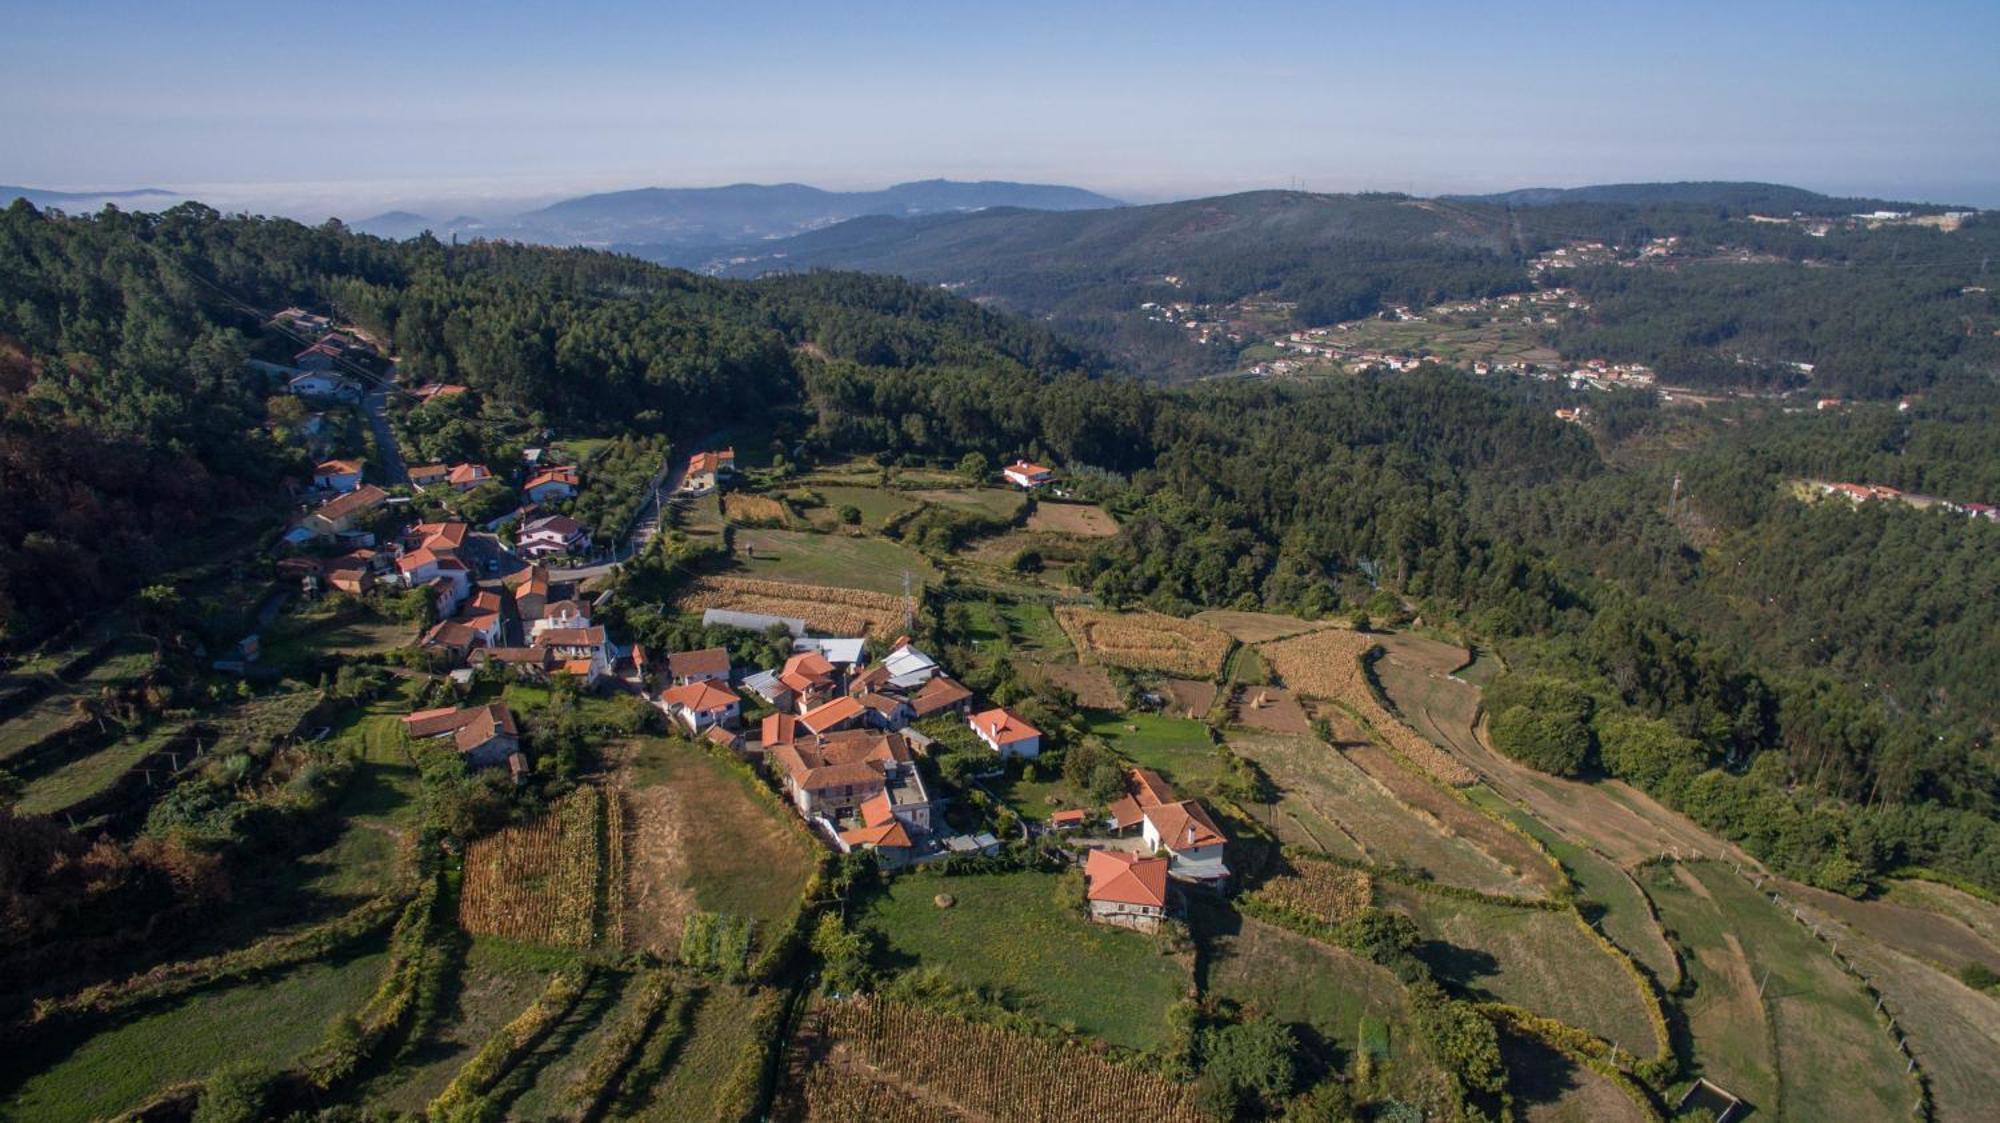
363, 385, 408, 486
549, 429, 724, 581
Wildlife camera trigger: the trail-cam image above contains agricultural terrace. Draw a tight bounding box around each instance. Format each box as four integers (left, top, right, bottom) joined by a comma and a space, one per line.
675, 576, 915, 640
1055, 608, 1232, 678
631, 982, 778, 1118
797, 484, 917, 529
1192, 609, 1333, 644
720, 493, 790, 525
1025, 501, 1119, 537
1190, 902, 1454, 1112
1227, 730, 1538, 896
619, 737, 817, 957
459, 788, 618, 948
4, 942, 389, 1123
784, 998, 1205, 1123
728, 529, 939, 595
1642, 862, 1914, 1122
1016, 660, 1122, 709
1373, 880, 1661, 1054
0, 639, 159, 764
1257, 629, 1476, 785
1247, 858, 1373, 926
907, 487, 1029, 520
858, 871, 1190, 1050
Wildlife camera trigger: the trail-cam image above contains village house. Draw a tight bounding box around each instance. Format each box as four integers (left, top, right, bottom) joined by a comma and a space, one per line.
527, 599, 591, 641
420, 589, 507, 662
1002, 460, 1053, 489
447, 463, 494, 492
682, 447, 736, 494
507, 564, 550, 620
301, 484, 388, 539
535, 625, 610, 680
407, 463, 452, 489
312, 458, 365, 493
1084, 849, 1170, 932
1107, 767, 1180, 832
778, 650, 840, 711
909, 675, 974, 720
293, 341, 344, 372
288, 371, 361, 402
856, 692, 915, 731
878, 642, 940, 689
412, 382, 469, 404
517, 514, 591, 560
766, 726, 931, 831
401, 703, 521, 769
743, 670, 793, 710
667, 646, 731, 686
794, 636, 867, 674
969, 706, 1042, 758
659, 679, 742, 733
522, 465, 580, 503
800, 695, 867, 736
1142, 799, 1230, 887
837, 791, 919, 867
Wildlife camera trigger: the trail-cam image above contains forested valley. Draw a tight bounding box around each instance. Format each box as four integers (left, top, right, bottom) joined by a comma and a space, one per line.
3, 198, 1997, 905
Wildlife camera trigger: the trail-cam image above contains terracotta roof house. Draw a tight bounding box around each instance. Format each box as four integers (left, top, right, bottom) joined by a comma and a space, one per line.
304, 484, 388, 537
1085, 849, 1170, 931
506, 564, 550, 619
408, 463, 452, 489
447, 462, 493, 492
313, 458, 365, 493
856, 692, 915, 731
668, 646, 731, 686
800, 695, 867, 736
407, 521, 470, 554
909, 675, 973, 719
1143, 799, 1230, 887
969, 706, 1043, 758
1003, 460, 1053, 489
778, 651, 838, 707
659, 680, 742, 733
401, 703, 521, 768
1049, 808, 1090, 831
1108, 767, 1178, 832
682, 447, 736, 493
837, 791, 919, 866
522, 465, 580, 503
761, 712, 801, 748
768, 729, 926, 825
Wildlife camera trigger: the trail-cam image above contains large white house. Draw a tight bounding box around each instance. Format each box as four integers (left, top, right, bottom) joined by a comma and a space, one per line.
969, 706, 1042, 758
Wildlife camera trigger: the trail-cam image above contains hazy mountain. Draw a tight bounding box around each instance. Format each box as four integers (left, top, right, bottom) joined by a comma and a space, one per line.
505, 178, 1122, 249
2, 184, 183, 210
1443, 180, 1939, 214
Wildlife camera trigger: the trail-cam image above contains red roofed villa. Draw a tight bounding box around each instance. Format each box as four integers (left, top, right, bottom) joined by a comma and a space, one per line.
969, 706, 1043, 759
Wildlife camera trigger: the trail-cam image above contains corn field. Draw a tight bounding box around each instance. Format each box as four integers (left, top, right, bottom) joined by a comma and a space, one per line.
459, 788, 606, 947
721, 493, 790, 526
1054, 607, 1232, 678
603, 790, 627, 949
798, 998, 1205, 1122
675, 576, 911, 639
792, 1060, 942, 1123
1258, 631, 1478, 785
1254, 863, 1374, 925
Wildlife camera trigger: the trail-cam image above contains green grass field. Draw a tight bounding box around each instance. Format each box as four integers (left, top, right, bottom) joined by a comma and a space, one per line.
732, 527, 939, 594
635, 982, 769, 1117
1464, 787, 1678, 984
909, 487, 1028, 519
1377, 881, 1659, 1053
1643, 862, 1912, 1121
625, 737, 816, 936
0, 641, 160, 765
1002, 601, 1072, 655
800, 484, 919, 529
860, 870, 1189, 1050
11, 721, 189, 817
1083, 709, 1222, 788
3, 940, 390, 1122
258, 613, 413, 675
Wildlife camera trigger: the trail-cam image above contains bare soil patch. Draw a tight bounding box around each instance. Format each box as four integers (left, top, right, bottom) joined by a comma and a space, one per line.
620, 781, 695, 956
1016, 660, 1123, 710
1025, 502, 1118, 537
1227, 684, 1312, 734
1157, 678, 1216, 718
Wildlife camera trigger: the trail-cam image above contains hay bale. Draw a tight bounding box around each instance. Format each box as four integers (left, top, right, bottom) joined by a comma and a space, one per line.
933, 893, 956, 909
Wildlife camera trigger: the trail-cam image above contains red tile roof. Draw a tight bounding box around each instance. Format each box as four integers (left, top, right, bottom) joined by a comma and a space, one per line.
314, 484, 388, 522
970, 706, 1041, 745
910, 675, 972, 716
762, 712, 800, 747
668, 646, 731, 679
800, 695, 866, 734
1085, 849, 1169, 908
661, 680, 740, 713
1145, 799, 1226, 851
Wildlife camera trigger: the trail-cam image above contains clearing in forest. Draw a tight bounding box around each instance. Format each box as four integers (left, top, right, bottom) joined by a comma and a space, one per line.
1025, 501, 1119, 537
1055, 607, 1232, 678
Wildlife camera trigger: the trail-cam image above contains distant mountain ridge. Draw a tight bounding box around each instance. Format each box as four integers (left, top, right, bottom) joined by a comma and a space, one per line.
357, 178, 1124, 249
2, 185, 183, 210
1442, 180, 1950, 214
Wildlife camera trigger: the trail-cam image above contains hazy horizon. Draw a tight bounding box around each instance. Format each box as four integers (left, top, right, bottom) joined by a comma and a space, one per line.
6, 0, 1998, 216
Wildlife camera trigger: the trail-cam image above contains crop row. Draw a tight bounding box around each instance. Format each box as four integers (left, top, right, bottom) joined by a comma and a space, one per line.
458, 788, 604, 947
1054, 607, 1232, 678
675, 577, 911, 639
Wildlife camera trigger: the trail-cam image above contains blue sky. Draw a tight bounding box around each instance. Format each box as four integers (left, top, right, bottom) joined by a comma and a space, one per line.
5, 0, 1997, 212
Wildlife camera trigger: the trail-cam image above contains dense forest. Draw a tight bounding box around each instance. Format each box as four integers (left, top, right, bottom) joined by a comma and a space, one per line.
3, 200, 1997, 901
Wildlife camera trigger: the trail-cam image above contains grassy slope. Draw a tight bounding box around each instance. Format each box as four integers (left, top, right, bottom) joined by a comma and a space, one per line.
731, 527, 939, 593
860, 870, 1189, 1050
